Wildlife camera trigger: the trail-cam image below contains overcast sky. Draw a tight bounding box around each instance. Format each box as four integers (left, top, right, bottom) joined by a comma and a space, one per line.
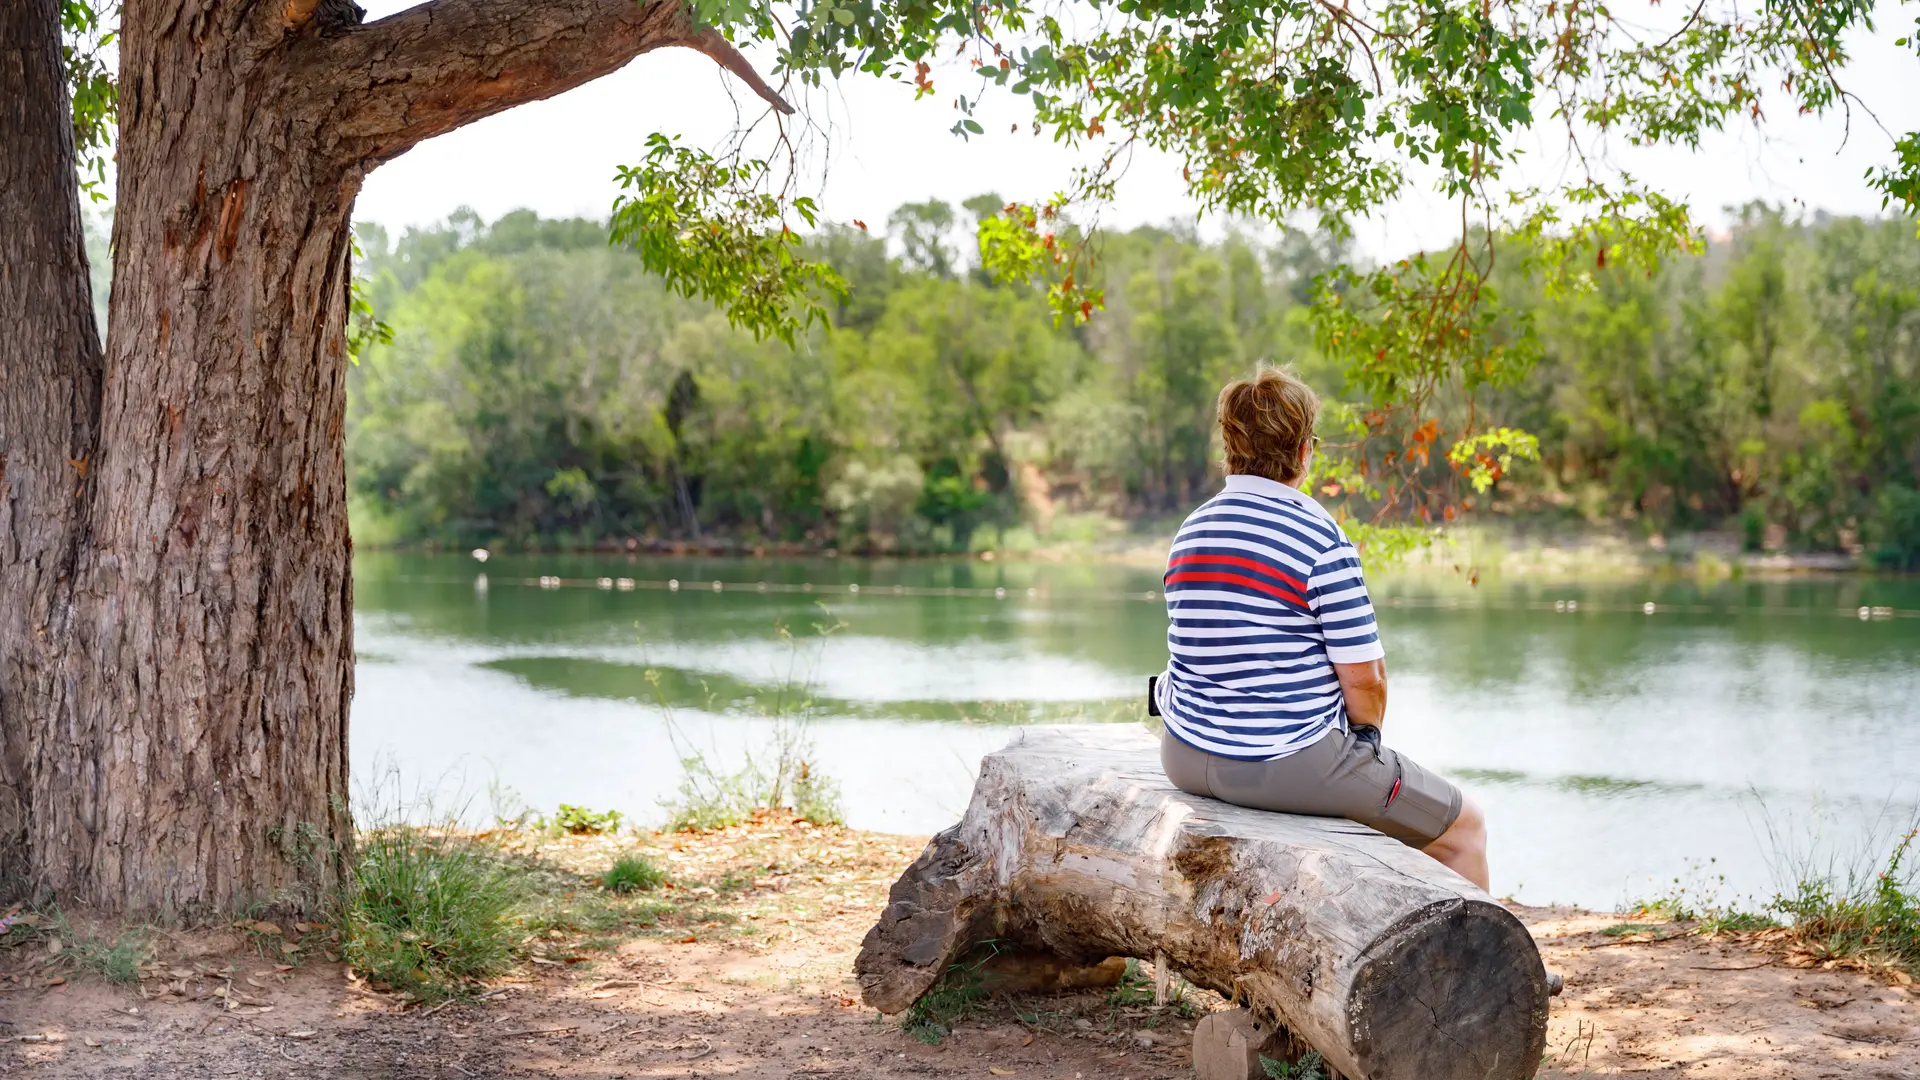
355, 1, 1920, 260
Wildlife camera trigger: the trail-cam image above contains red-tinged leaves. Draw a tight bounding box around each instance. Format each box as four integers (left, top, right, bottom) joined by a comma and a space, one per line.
853, 220, 867, 231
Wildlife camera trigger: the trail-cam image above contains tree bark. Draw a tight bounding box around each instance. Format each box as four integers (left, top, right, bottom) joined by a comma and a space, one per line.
6, 0, 785, 914
855, 727, 1550, 1080
0, 0, 106, 897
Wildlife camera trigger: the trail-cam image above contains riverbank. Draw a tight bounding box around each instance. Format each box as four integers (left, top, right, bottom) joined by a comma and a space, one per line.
5, 819, 1917, 1078
357, 515, 1895, 580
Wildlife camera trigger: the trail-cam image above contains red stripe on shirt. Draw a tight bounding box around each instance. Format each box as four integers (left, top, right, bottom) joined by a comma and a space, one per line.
1164, 571, 1309, 610
1167, 553, 1310, 594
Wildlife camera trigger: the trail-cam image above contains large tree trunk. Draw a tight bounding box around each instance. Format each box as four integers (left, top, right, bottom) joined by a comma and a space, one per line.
23, 2, 367, 912
855, 728, 1550, 1080
4, 0, 783, 914
0, 0, 106, 896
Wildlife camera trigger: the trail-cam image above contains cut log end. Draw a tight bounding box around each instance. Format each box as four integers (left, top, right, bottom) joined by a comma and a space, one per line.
1349, 899, 1549, 1080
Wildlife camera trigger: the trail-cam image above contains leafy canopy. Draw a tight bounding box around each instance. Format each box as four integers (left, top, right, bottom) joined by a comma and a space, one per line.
642, 0, 1916, 522
58, 0, 1920, 524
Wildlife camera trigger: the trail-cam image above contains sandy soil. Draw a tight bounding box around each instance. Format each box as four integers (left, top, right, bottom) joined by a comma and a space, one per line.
3, 821, 1916, 1079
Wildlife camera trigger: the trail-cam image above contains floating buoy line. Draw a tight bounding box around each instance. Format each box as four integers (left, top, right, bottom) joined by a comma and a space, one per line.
392, 572, 1920, 622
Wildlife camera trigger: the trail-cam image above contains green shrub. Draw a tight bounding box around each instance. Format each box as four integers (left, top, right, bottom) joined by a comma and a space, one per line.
1260, 1052, 1328, 1080
1740, 503, 1767, 553
342, 826, 524, 999
553, 804, 624, 834
602, 853, 667, 893
1867, 485, 1920, 570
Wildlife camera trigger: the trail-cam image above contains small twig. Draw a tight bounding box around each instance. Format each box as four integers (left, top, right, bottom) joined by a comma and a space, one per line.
498, 1025, 578, 1037
1690, 961, 1772, 971
418, 998, 457, 1018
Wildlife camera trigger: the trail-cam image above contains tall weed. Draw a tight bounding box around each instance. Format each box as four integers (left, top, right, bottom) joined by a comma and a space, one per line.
657, 615, 846, 831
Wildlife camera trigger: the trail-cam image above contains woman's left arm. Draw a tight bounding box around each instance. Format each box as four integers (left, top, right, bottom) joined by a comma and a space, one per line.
1334, 658, 1388, 732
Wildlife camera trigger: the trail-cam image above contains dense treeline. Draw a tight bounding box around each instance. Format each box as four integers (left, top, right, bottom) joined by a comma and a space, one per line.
1492, 206, 1920, 566
347, 204, 1920, 566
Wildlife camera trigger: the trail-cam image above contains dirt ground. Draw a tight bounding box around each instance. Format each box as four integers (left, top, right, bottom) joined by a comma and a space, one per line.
3, 821, 1916, 1079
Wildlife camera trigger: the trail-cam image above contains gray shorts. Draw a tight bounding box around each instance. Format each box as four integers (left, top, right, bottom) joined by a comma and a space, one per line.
1160, 727, 1463, 848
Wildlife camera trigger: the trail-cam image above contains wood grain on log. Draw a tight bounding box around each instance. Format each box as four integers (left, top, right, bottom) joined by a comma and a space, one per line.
855, 727, 1548, 1080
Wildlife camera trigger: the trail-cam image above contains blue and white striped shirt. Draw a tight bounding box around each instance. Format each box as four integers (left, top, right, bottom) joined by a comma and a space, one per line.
1155, 473, 1385, 761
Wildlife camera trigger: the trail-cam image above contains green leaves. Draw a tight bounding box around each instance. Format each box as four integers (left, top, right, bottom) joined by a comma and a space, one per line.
976, 202, 1103, 325
1446, 428, 1540, 494
609, 135, 847, 347
1870, 132, 1920, 228
61, 0, 118, 201
346, 236, 394, 364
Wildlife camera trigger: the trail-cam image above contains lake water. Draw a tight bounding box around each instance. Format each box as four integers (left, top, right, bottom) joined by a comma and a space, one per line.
352, 552, 1920, 911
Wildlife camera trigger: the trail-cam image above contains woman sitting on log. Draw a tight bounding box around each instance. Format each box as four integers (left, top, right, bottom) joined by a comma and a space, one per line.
1154, 368, 1491, 890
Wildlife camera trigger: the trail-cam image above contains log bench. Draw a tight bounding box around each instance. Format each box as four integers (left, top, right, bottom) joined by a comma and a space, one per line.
854, 726, 1550, 1080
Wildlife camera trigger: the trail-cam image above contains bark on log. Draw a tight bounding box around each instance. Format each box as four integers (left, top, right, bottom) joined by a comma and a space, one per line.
855, 727, 1549, 1080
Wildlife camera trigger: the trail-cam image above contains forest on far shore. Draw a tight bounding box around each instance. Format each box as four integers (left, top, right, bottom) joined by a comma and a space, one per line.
340, 203, 1920, 568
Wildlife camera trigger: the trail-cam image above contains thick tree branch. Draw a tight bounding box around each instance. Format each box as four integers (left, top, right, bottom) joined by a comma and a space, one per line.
301, 0, 793, 168
687, 27, 795, 116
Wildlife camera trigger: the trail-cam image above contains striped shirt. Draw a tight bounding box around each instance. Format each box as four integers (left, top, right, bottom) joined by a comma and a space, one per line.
1154, 473, 1384, 761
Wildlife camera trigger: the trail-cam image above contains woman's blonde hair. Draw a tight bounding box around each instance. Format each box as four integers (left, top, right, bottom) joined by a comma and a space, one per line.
1218, 368, 1320, 484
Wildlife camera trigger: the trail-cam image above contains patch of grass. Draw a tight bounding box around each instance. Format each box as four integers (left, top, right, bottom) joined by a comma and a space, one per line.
1632, 823, 1916, 977
1771, 828, 1919, 976
341, 825, 525, 1000
1629, 856, 1776, 933
1697, 909, 1779, 934
1601, 921, 1657, 937
1103, 957, 1201, 1021
900, 944, 1001, 1044
1105, 956, 1156, 1007
0, 911, 148, 987
47, 913, 149, 986
602, 853, 666, 893
71, 929, 149, 985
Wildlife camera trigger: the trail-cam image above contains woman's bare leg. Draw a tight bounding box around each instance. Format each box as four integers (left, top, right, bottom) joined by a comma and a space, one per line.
1421, 794, 1489, 891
